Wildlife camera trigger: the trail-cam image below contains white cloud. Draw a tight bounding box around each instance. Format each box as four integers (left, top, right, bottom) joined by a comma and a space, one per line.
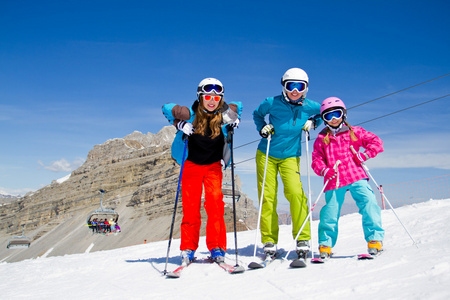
37, 157, 85, 172
0, 187, 34, 196
371, 153, 450, 170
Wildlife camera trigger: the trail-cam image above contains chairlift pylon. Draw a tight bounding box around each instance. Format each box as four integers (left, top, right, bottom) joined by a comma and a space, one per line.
7, 225, 31, 249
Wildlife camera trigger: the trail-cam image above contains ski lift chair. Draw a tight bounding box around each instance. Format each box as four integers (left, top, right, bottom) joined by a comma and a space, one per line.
7, 226, 31, 249
86, 189, 119, 233
222, 182, 241, 203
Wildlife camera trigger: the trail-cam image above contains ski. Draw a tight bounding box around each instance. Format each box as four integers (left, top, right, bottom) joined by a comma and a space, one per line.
165, 263, 190, 278
357, 254, 374, 260
165, 258, 210, 278
311, 252, 332, 264
215, 261, 245, 274
358, 249, 384, 260
205, 256, 244, 274
289, 258, 307, 268
248, 253, 278, 269
166, 257, 245, 278
310, 257, 326, 264
289, 250, 309, 268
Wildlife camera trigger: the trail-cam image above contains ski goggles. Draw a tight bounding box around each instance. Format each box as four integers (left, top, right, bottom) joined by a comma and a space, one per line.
200, 84, 224, 95
284, 81, 307, 93
203, 94, 222, 102
322, 108, 344, 122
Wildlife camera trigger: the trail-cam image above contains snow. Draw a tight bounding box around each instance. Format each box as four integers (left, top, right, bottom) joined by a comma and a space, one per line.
1, 199, 450, 300
55, 173, 71, 184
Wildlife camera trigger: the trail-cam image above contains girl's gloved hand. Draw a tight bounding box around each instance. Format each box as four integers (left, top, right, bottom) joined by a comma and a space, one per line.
177, 121, 194, 136
230, 118, 240, 128
353, 152, 369, 164
323, 168, 337, 181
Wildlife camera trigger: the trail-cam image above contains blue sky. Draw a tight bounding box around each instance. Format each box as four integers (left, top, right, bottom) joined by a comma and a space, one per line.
1, 1, 449, 206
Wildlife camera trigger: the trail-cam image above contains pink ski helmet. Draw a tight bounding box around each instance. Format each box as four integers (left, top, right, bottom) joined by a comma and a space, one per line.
320, 97, 346, 114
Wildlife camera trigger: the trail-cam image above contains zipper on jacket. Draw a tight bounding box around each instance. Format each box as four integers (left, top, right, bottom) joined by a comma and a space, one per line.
293, 109, 298, 126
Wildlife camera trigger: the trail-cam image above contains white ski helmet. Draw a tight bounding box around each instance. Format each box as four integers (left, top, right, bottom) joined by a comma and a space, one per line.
281, 68, 309, 104
197, 77, 224, 98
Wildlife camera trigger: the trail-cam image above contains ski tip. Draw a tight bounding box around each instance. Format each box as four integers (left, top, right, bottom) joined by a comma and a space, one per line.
310, 258, 325, 264
248, 262, 264, 269
357, 254, 374, 260
289, 259, 307, 268
231, 265, 246, 274
165, 272, 181, 278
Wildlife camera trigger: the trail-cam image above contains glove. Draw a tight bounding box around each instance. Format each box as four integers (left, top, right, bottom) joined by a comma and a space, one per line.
259, 124, 275, 138
177, 121, 194, 136
302, 116, 317, 132
230, 118, 240, 128
222, 106, 239, 124
353, 152, 369, 164
323, 168, 337, 181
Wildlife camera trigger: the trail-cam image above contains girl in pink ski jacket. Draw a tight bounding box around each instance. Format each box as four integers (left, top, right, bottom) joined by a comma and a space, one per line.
311, 97, 385, 258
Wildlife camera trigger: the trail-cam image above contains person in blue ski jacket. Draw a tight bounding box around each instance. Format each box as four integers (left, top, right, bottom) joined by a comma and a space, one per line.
253, 68, 322, 259
162, 77, 242, 265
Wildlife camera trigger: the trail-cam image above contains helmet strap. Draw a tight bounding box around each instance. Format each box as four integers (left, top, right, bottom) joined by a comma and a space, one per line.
325, 117, 346, 135
282, 91, 304, 105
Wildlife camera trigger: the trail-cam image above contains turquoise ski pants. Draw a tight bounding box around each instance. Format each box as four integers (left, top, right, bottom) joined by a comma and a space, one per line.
256, 149, 310, 244
318, 179, 385, 247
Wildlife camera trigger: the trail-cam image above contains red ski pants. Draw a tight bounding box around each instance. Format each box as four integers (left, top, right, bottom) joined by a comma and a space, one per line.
180, 160, 226, 252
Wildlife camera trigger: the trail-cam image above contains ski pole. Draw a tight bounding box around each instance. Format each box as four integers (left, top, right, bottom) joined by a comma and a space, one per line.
284, 160, 341, 260
253, 134, 272, 258
163, 138, 188, 275
304, 130, 315, 260
227, 126, 241, 267
350, 146, 418, 247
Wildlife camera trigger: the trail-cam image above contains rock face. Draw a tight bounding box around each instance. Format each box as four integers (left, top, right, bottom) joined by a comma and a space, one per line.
0, 126, 258, 263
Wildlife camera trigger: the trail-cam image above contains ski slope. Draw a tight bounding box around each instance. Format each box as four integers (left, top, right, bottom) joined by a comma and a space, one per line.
1, 199, 449, 300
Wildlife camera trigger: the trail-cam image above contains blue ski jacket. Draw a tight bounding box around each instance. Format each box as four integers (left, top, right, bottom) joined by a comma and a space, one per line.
253, 95, 322, 159
162, 100, 243, 168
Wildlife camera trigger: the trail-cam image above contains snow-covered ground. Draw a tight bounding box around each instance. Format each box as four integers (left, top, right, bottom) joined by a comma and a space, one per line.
1, 199, 449, 300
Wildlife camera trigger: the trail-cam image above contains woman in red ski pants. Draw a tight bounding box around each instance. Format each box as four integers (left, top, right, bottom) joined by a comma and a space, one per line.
162, 77, 241, 264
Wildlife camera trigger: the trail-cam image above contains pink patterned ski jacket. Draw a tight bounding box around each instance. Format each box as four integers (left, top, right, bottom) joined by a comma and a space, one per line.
311, 126, 384, 192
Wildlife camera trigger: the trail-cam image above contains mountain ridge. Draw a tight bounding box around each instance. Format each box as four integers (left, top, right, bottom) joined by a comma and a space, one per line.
0, 126, 258, 263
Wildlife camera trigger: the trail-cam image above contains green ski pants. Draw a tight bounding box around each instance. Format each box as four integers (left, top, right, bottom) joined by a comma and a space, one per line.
256, 149, 310, 244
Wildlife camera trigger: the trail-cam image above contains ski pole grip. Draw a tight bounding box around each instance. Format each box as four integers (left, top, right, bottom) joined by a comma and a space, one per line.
350, 145, 369, 171
333, 160, 341, 170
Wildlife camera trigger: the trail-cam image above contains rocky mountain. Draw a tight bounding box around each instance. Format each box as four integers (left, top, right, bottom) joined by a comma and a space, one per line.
0, 194, 20, 205
0, 126, 258, 263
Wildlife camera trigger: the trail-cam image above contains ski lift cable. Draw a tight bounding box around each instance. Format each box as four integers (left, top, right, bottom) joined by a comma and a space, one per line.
234, 94, 449, 165
26, 79, 449, 212
347, 73, 449, 110
61, 93, 450, 205
234, 73, 450, 150
353, 94, 449, 126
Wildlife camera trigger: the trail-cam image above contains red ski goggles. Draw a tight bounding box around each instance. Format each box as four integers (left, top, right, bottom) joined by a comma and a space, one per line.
203, 94, 222, 102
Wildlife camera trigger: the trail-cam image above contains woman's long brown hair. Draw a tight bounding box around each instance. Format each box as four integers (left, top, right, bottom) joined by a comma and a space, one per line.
323, 121, 358, 145
192, 98, 223, 139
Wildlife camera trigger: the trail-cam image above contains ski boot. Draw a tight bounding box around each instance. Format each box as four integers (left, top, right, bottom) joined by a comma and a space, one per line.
263, 242, 277, 259
319, 245, 332, 259
210, 248, 225, 263
368, 241, 383, 256
181, 249, 195, 265
296, 240, 310, 260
